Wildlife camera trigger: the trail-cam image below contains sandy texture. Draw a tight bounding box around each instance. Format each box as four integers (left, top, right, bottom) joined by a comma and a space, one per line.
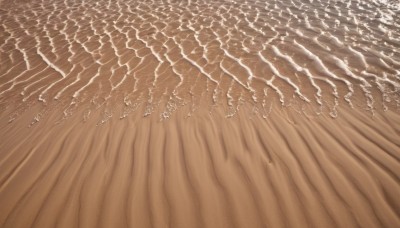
1, 0, 400, 227
0, 103, 399, 228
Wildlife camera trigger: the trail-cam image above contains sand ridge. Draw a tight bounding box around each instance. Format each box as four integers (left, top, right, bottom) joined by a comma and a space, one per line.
0, 0, 399, 118
1, 0, 400, 227
0, 103, 399, 228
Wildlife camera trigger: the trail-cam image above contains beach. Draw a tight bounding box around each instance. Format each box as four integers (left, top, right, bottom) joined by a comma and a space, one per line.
1, 0, 399, 227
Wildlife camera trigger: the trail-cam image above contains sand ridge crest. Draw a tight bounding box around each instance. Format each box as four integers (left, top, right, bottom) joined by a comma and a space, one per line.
1, 0, 400, 227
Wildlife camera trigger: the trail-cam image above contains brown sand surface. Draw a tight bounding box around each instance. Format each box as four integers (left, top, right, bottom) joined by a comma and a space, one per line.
0, 103, 399, 228
1, 0, 400, 227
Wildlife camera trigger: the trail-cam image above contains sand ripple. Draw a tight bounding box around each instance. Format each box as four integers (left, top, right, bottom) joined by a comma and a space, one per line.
1, 0, 400, 120
0, 1, 400, 227
0, 105, 399, 228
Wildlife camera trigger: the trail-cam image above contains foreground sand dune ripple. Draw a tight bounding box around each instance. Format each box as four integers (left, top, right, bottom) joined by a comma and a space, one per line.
0, 105, 399, 228
0, 0, 400, 227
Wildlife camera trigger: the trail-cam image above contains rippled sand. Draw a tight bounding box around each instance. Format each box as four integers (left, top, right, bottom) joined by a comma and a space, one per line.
0, 0, 400, 227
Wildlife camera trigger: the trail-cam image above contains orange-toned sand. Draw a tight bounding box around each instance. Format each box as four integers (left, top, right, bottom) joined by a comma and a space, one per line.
1, 0, 400, 227
1, 102, 399, 228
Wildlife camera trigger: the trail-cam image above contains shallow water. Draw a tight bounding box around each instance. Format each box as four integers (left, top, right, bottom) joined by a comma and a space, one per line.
1, 1, 400, 228
1, 0, 399, 120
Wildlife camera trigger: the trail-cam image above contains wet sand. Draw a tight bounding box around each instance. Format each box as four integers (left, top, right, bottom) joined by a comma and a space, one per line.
1, 0, 400, 227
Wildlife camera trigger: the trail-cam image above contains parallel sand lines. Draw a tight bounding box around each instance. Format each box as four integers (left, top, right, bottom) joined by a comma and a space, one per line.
1, 0, 400, 114
1, 0, 400, 227
0, 104, 399, 228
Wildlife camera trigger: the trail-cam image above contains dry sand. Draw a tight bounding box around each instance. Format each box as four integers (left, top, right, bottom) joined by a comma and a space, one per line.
0, 103, 399, 228
1, 0, 400, 227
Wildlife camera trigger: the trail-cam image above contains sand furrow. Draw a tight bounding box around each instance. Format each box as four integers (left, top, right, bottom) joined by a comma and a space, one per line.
1, 0, 400, 227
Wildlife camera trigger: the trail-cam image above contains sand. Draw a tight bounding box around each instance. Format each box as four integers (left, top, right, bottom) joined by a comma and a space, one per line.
0, 103, 399, 228
1, 0, 400, 227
